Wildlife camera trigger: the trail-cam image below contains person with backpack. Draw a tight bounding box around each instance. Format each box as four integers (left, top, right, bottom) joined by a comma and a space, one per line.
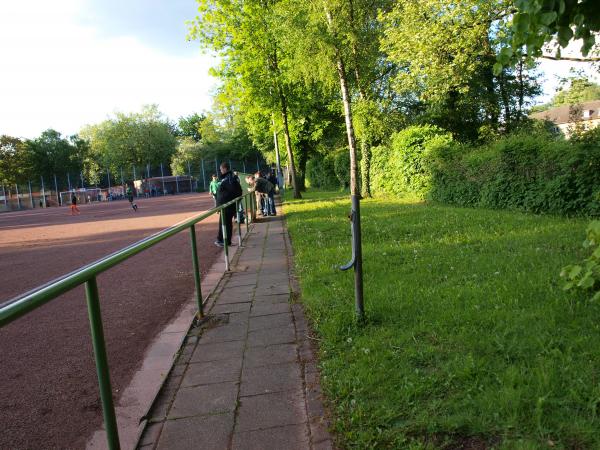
214, 162, 242, 247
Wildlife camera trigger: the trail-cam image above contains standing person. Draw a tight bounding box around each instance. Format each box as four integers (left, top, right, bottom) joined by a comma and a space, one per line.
246, 174, 276, 216
209, 174, 220, 208
70, 193, 80, 215
127, 187, 138, 211
267, 169, 278, 192
215, 162, 242, 247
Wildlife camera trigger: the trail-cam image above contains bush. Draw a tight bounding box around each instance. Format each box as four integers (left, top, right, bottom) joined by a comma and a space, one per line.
428, 129, 600, 216
305, 154, 338, 189
561, 221, 600, 301
371, 125, 453, 198
333, 149, 350, 188
368, 125, 600, 217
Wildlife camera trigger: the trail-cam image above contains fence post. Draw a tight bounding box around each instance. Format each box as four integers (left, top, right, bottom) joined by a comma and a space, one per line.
189, 225, 204, 318
41, 177, 47, 208
15, 184, 22, 209
132, 166, 137, 197
236, 200, 242, 246
28, 181, 34, 208
160, 164, 166, 195
54, 174, 60, 206
85, 277, 121, 450
221, 210, 230, 271
244, 195, 249, 232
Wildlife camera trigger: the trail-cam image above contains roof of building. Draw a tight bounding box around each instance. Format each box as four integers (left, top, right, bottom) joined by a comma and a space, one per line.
530, 99, 600, 125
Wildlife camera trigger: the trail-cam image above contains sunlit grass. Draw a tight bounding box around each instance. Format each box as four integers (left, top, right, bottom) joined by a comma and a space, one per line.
285, 191, 600, 449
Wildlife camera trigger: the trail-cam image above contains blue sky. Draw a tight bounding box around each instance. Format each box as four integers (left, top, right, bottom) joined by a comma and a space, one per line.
0, 0, 217, 139
0, 1, 597, 139
79, 0, 199, 56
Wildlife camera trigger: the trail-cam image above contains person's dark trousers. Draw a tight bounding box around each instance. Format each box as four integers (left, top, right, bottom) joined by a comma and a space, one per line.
217, 205, 235, 245
267, 191, 276, 215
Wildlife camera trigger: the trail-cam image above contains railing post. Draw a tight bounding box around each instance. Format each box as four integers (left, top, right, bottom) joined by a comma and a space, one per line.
85, 277, 120, 450
236, 200, 242, 246
244, 195, 249, 232
221, 209, 230, 271
189, 225, 204, 318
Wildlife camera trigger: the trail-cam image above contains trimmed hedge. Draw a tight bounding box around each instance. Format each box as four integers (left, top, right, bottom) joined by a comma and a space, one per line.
369, 125, 600, 216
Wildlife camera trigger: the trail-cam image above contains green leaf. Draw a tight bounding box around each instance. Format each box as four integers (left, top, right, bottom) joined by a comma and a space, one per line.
540, 11, 557, 26
493, 62, 503, 76
557, 26, 573, 47
577, 271, 595, 289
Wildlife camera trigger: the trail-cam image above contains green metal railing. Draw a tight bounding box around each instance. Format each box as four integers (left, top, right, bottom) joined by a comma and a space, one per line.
0, 192, 256, 450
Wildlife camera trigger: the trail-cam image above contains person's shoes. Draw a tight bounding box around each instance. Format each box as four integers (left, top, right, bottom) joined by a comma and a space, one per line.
214, 240, 224, 247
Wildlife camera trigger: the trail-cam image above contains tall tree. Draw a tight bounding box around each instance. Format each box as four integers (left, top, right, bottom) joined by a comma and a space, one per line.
189, 0, 303, 198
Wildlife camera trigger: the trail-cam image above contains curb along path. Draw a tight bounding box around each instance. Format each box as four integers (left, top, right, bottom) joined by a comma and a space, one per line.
136, 209, 334, 450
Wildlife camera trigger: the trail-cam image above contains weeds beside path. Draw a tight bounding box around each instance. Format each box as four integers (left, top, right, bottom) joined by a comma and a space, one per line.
285, 191, 600, 449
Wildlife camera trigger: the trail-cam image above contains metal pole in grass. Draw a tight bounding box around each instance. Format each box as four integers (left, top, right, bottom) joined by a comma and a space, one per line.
85, 277, 121, 450
201, 159, 206, 191
221, 210, 230, 271
28, 180, 34, 208
189, 225, 204, 317
54, 174, 60, 206
40, 176, 47, 208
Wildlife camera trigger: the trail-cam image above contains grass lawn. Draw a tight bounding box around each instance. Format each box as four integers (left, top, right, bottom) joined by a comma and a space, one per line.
284, 191, 600, 449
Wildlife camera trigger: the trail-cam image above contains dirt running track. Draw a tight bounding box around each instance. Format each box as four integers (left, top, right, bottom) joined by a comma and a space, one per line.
0, 193, 224, 449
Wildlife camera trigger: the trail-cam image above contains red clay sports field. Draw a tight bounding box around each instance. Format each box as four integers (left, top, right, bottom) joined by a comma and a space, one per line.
0, 193, 223, 449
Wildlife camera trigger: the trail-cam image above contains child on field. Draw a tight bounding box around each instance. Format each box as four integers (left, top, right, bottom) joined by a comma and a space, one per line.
127, 187, 138, 211
209, 174, 220, 207
70, 193, 80, 215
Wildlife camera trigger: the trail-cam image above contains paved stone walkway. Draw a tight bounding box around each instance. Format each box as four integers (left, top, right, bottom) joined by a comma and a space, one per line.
136, 212, 333, 450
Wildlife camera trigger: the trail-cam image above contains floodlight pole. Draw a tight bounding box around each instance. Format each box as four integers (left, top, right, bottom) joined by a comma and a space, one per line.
132, 166, 137, 197
214, 157, 218, 175
201, 159, 206, 190
272, 117, 283, 190
2, 184, 7, 207
106, 168, 111, 196
160, 163, 166, 195
187, 161, 193, 193
80, 172, 85, 189
67, 173, 72, 192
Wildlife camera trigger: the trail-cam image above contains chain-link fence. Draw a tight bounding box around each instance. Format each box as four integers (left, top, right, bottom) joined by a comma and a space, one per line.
1, 156, 274, 212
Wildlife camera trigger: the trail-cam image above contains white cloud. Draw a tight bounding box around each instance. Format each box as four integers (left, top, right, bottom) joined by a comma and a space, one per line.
0, 0, 218, 139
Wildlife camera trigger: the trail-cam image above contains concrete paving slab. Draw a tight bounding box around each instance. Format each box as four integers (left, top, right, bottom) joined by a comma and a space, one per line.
190, 340, 246, 363
243, 343, 298, 368
231, 424, 309, 450
240, 362, 302, 396
236, 390, 307, 432
156, 412, 234, 450
168, 382, 237, 419
181, 358, 242, 387
249, 302, 291, 317
248, 312, 293, 331
199, 323, 247, 344
247, 325, 295, 347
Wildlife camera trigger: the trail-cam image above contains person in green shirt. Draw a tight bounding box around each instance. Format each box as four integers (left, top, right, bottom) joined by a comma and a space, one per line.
209, 174, 220, 207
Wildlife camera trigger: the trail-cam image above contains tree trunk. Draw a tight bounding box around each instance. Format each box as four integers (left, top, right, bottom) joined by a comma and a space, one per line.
279, 90, 301, 199
498, 71, 511, 130
326, 8, 364, 319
